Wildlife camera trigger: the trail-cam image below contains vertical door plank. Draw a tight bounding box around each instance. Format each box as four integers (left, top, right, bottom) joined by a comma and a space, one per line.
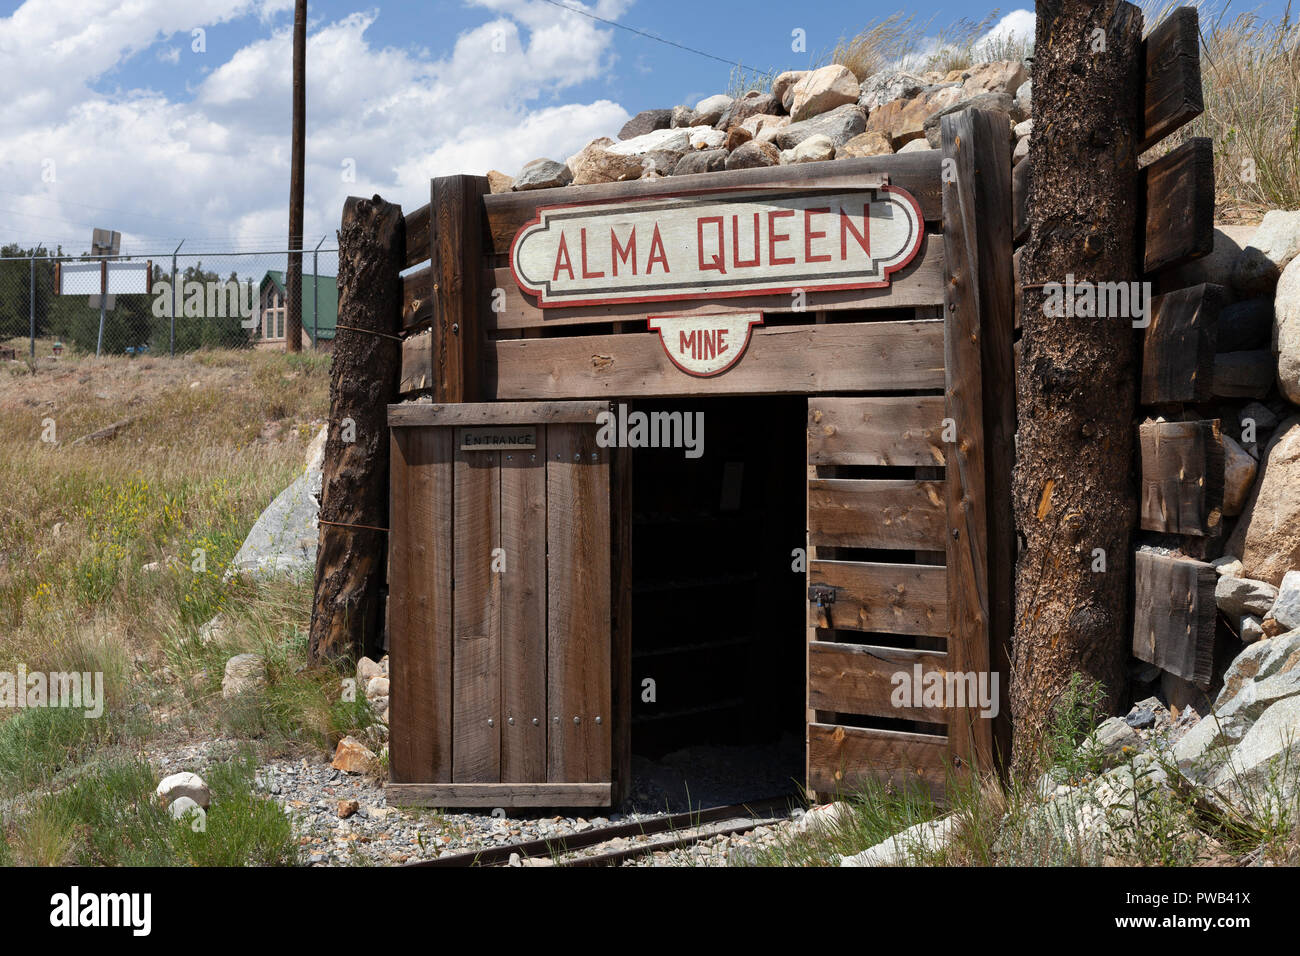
452, 435, 501, 782
546, 423, 612, 783
500, 432, 548, 782
940, 108, 1014, 776
388, 427, 453, 783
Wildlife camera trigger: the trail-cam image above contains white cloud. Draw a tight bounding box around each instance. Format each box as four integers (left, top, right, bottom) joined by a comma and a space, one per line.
0, 0, 631, 251
974, 9, 1036, 56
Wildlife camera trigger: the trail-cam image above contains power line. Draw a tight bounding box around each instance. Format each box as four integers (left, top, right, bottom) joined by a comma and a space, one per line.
537, 0, 749, 69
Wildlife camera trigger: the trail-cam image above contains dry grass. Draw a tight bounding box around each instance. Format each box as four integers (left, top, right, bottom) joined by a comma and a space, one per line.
820, 11, 1028, 82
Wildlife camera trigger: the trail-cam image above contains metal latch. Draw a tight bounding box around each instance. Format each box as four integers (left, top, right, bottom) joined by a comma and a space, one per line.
808, 585, 837, 607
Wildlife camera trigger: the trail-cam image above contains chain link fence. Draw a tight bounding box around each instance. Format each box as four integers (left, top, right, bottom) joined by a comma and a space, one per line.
0, 246, 339, 360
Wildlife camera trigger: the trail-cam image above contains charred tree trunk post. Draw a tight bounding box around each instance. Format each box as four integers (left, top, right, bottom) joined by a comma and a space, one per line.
310, 195, 404, 665
1012, 0, 1144, 772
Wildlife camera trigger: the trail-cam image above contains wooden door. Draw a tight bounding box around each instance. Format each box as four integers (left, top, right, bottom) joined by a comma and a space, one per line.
386, 401, 625, 808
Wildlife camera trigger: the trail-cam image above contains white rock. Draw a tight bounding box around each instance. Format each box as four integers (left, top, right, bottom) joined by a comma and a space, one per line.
1014, 79, 1032, 115
789, 64, 861, 122
1223, 433, 1258, 516
790, 133, 835, 164
1013, 136, 1030, 164
1268, 570, 1300, 631
687, 127, 726, 150
156, 771, 210, 809
1212, 555, 1245, 577
365, 675, 390, 700
1274, 255, 1300, 404
1216, 576, 1279, 618
604, 127, 692, 156
221, 653, 266, 699
167, 796, 205, 823
1240, 614, 1265, 643
897, 139, 934, 153
356, 656, 383, 684
692, 94, 733, 125
857, 70, 926, 111
840, 816, 954, 866
792, 801, 849, 833
1233, 209, 1300, 297
1013, 118, 1033, 138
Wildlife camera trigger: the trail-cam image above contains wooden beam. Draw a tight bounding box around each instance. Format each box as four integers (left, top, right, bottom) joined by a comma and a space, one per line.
808, 560, 948, 637
402, 265, 433, 331
807, 723, 948, 800
1140, 283, 1224, 404
1132, 550, 1216, 689
807, 478, 947, 551
1140, 7, 1204, 152
1212, 349, 1274, 399
487, 320, 945, 399
403, 203, 430, 269
388, 400, 609, 427
430, 174, 489, 402
399, 330, 432, 395
385, 782, 612, 808
806, 396, 947, 467
1138, 419, 1225, 535
1144, 137, 1215, 274
808, 641, 949, 724
941, 107, 1014, 777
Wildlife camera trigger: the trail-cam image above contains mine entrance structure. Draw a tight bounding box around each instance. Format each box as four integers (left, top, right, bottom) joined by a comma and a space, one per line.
382, 109, 1014, 808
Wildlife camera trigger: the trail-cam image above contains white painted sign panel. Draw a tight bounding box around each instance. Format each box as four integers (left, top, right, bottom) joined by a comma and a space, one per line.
509, 186, 926, 308
647, 312, 763, 377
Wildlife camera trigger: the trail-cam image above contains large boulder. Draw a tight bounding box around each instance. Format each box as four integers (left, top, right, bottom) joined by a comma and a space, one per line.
1226, 416, 1300, 586
772, 104, 867, 150
724, 140, 780, 170
840, 816, 954, 866
781, 134, 835, 164
227, 425, 326, 581
604, 127, 692, 156
618, 109, 673, 140
1211, 695, 1300, 818
221, 653, 266, 699
567, 138, 645, 186
1232, 209, 1300, 298
156, 772, 210, 809
512, 158, 572, 191
1274, 255, 1300, 404
1215, 576, 1278, 618
958, 60, 1029, 98
837, 131, 894, 158
672, 148, 728, 176
857, 70, 926, 111
719, 91, 779, 130
923, 91, 1019, 148
1267, 571, 1300, 631
692, 94, 733, 127
863, 84, 962, 149
771, 70, 809, 112
788, 64, 862, 122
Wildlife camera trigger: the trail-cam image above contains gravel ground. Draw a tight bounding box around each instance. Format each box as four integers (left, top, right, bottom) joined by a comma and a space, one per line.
141, 735, 805, 866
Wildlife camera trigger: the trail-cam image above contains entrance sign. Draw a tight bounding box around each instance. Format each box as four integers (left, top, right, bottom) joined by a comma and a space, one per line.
459, 426, 537, 451
509, 186, 926, 308
647, 311, 763, 377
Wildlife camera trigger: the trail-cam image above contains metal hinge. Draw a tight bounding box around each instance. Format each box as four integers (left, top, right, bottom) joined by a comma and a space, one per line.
807, 584, 837, 606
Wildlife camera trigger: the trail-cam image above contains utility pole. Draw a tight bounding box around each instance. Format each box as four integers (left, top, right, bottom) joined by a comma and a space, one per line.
285, 0, 306, 353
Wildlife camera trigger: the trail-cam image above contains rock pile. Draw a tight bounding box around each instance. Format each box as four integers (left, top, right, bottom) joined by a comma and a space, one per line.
488, 60, 1031, 192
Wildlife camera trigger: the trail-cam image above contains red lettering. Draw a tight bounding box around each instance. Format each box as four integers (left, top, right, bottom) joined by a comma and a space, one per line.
804, 207, 831, 263
580, 228, 604, 279
552, 232, 575, 281
646, 223, 669, 274
697, 216, 726, 273
768, 209, 795, 266
679, 330, 697, 356
732, 213, 761, 268
717, 328, 729, 354
840, 205, 870, 259
611, 227, 636, 277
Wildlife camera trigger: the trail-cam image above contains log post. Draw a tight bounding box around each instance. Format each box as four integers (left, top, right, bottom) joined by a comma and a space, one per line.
309, 195, 404, 664
1012, 0, 1144, 773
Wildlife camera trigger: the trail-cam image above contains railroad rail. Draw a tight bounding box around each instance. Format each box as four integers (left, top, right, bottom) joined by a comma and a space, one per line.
408, 796, 797, 867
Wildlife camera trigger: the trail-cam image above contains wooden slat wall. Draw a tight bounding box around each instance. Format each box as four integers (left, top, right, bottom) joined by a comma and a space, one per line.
451, 439, 501, 783
807, 478, 947, 551
808, 642, 948, 723
487, 319, 945, 399
807, 723, 948, 800
387, 428, 453, 784
806, 395, 947, 467
500, 433, 547, 782
808, 560, 948, 637
546, 424, 612, 783
1133, 550, 1217, 689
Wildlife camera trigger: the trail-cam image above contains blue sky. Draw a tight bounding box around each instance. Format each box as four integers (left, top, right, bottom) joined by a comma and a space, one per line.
0, 0, 1286, 253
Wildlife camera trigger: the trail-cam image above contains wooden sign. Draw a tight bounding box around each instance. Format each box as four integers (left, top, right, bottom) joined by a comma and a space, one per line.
460, 426, 536, 451
509, 186, 926, 308
647, 312, 762, 376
